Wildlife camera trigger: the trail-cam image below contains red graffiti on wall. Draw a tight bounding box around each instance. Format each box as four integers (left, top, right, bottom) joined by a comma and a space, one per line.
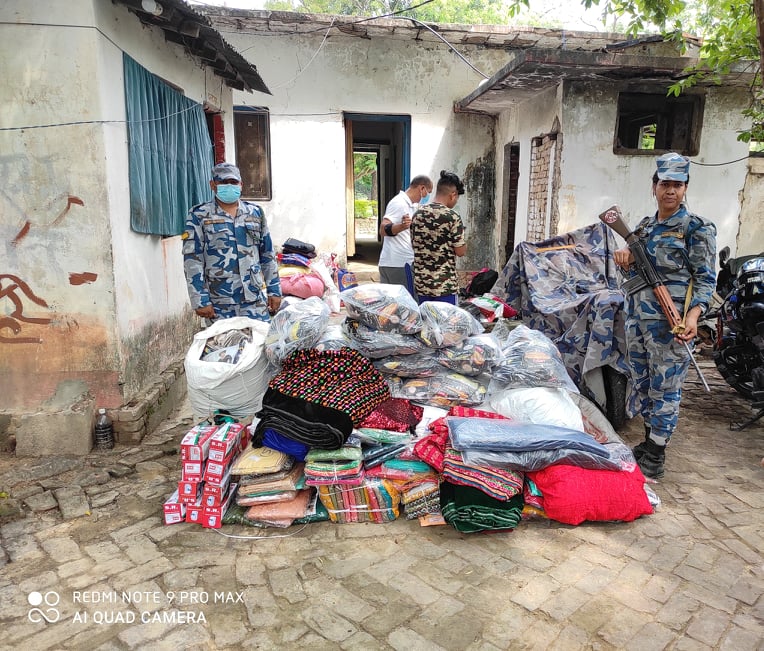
0, 274, 52, 344
12, 194, 84, 245
69, 272, 98, 286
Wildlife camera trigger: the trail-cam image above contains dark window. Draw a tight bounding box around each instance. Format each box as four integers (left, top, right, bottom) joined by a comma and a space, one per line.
234, 107, 271, 200
614, 92, 704, 156
123, 54, 213, 236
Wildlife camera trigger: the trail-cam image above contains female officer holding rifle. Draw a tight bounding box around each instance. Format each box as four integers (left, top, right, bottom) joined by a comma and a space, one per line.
609, 152, 717, 479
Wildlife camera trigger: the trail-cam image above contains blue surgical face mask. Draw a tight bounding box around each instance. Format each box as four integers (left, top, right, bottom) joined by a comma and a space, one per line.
216, 183, 241, 204
420, 193, 430, 206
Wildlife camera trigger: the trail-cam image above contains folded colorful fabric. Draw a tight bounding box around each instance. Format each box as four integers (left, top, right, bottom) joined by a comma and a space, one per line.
357, 398, 425, 432
442, 448, 523, 501
270, 349, 391, 424
261, 428, 310, 461
412, 416, 449, 471
237, 490, 299, 507
355, 428, 413, 445
237, 464, 305, 495
447, 417, 610, 457
317, 478, 400, 523
527, 464, 653, 525
255, 388, 353, 450
230, 446, 293, 478
413, 407, 510, 472
245, 488, 313, 522
439, 481, 524, 533
362, 443, 408, 468
306, 446, 363, 463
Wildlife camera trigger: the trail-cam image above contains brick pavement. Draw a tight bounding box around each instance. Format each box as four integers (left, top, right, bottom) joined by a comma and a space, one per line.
0, 360, 762, 650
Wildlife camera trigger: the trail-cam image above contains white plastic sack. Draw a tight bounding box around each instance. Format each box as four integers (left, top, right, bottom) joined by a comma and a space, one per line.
486, 386, 585, 432
184, 317, 271, 421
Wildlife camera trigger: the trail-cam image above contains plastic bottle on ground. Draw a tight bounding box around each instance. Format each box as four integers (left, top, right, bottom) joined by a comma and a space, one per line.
94, 408, 114, 451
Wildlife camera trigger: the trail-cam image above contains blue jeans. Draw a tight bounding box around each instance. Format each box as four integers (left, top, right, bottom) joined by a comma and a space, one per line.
417, 294, 457, 305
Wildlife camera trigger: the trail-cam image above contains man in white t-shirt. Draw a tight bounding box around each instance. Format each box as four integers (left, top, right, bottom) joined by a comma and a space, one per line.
377, 175, 433, 297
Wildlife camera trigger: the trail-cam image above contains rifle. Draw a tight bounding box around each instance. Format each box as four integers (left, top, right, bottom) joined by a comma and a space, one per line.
599, 205, 710, 392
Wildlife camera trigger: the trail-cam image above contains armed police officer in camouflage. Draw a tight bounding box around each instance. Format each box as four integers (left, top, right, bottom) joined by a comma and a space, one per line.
182, 163, 282, 323
613, 153, 717, 479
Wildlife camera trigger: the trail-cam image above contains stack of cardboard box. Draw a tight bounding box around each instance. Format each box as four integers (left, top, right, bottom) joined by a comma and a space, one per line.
163, 421, 250, 528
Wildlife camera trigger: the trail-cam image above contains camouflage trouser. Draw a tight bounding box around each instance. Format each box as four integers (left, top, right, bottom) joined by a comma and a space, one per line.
211, 302, 270, 323
625, 317, 691, 444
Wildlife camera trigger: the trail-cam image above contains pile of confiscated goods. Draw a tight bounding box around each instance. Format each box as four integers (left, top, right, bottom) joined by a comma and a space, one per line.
165, 283, 657, 533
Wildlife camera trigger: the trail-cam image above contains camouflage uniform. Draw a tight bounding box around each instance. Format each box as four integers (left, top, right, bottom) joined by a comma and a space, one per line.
182, 199, 281, 322
410, 203, 465, 298
624, 205, 717, 444
491, 222, 630, 391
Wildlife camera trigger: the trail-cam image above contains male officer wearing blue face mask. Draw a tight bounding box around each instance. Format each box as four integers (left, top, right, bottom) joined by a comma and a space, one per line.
182, 162, 282, 323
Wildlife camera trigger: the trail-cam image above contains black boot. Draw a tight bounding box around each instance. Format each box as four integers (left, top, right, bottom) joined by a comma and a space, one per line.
632, 425, 652, 461
636, 438, 665, 479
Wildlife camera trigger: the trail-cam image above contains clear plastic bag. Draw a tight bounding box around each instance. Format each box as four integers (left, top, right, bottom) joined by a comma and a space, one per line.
341, 283, 423, 334
417, 301, 484, 348
312, 323, 358, 353
387, 370, 489, 408
373, 351, 441, 377
342, 319, 428, 358
490, 324, 579, 393
264, 296, 330, 365
436, 333, 504, 376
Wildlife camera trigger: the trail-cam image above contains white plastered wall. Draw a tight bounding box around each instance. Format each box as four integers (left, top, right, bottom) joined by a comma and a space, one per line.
0, 0, 235, 408
94, 1, 233, 343
492, 81, 750, 260
222, 29, 500, 262
559, 82, 749, 256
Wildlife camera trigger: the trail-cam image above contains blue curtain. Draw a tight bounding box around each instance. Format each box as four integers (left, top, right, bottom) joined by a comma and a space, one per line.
124, 54, 213, 236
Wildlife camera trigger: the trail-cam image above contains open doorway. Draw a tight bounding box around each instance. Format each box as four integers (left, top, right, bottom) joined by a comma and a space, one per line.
344, 113, 411, 261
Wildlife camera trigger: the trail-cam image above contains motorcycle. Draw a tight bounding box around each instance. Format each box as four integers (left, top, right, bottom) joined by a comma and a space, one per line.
711, 246, 764, 430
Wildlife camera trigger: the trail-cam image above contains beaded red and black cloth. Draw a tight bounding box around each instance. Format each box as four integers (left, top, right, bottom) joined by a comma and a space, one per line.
268, 348, 391, 425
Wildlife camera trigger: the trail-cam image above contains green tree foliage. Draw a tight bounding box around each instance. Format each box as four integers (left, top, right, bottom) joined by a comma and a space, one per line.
262, 0, 529, 24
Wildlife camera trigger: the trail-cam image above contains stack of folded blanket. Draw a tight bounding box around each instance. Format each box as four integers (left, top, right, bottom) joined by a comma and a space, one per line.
304, 445, 365, 486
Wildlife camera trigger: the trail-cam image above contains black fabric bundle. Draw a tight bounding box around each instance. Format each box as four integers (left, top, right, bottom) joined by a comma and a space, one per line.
253, 388, 353, 450
282, 237, 316, 258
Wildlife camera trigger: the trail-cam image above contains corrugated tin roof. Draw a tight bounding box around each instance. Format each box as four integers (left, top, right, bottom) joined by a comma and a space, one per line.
114, 0, 270, 94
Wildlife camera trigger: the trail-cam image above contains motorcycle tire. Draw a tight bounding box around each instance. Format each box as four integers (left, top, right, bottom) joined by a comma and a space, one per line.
714, 348, 755, 400
603, 366, 628, 430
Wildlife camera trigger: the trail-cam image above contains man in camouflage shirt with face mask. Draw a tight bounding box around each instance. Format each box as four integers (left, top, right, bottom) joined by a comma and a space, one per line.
410, 170, 467, 305
182, 162, 282, 323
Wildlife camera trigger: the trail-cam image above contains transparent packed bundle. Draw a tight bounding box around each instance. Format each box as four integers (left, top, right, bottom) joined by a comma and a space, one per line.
264, 296, 330, 366
436, 333, 504, 376
387, 370, 489, 408
317, 478, 400, 523
373, 351, 441, 377
490, 324, 579, 393
417, 301, 484, 348
354, 428, 413, 446
342, 319, 428, 359
309, 256, 342, 314
312, 323, 359, 353
366, 459, 434, 486
340, 283, 423, 334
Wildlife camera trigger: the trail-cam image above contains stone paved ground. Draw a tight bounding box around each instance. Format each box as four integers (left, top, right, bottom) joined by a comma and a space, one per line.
0, 360, 762, 651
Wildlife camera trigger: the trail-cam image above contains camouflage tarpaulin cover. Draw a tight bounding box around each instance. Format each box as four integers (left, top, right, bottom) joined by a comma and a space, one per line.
490, 222, 629, 389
